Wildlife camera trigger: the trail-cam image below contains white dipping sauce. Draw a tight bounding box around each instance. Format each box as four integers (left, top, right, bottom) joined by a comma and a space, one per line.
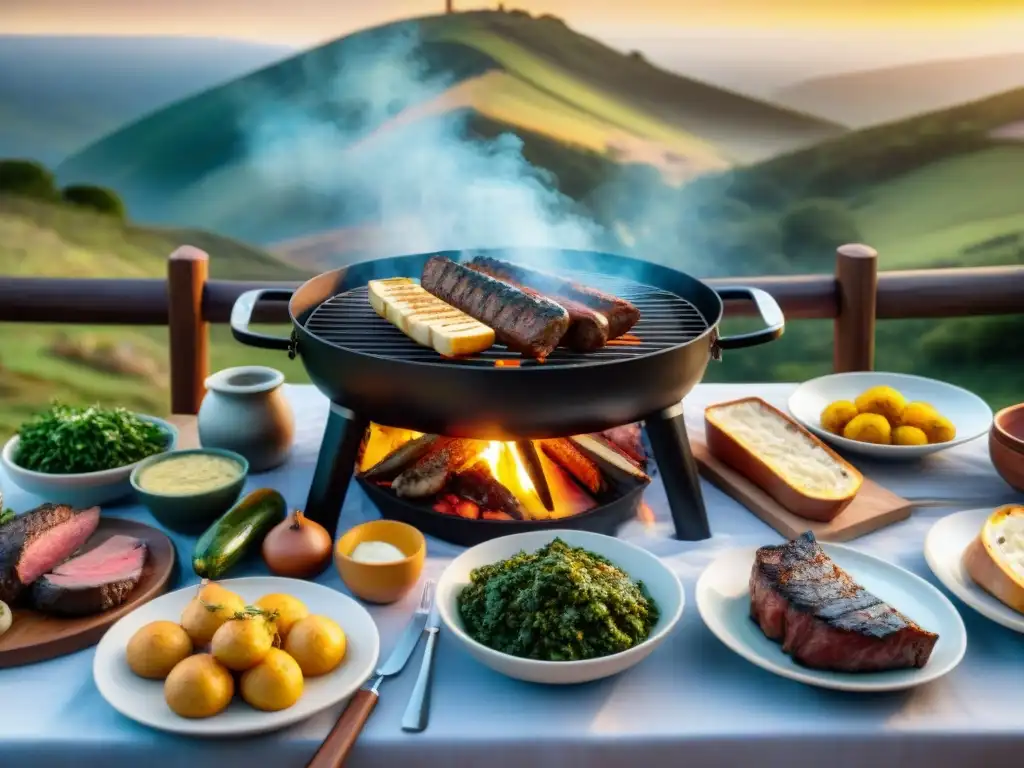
350, 540, 407, 564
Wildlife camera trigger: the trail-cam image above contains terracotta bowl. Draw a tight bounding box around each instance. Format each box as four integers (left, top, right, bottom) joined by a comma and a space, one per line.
335, 520, 426, 605
990, 404, 1024, 492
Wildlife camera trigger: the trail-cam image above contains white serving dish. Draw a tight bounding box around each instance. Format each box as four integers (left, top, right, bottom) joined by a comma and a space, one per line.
696, 541, 967, 692
1, 415, 178, 507
435, 529, 684, 685
925, 507, 1024, 634
787, 371, 993, 460
93, 576, 380, 737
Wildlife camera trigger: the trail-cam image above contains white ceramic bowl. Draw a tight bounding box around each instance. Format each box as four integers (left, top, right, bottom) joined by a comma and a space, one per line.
1, 415, 178, 507
788, 372, 993, 460
436, 529, 684, 685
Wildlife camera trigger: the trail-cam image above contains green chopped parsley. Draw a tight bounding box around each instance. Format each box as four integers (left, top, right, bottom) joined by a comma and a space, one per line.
457, 538, 660, 662
14, 402, 169, 474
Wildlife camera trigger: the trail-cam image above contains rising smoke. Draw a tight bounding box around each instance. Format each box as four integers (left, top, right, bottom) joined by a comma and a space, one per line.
238, 23, 608, 264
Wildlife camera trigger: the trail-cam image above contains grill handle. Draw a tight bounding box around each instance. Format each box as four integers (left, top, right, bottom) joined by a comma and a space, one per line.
230, 288, 295, 351
714, 286, 785, 350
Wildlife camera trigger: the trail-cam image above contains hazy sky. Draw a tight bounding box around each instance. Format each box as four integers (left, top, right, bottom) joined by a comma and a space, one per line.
6, 0, 1024, 45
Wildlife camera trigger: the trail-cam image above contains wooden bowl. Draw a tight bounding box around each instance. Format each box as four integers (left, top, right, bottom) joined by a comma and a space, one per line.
334, 520, 426, 604
991, 404, 1024, 493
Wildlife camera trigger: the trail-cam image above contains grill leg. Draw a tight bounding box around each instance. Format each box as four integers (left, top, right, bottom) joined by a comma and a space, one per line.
304, 403, 369, 538
644, 402, 711, 541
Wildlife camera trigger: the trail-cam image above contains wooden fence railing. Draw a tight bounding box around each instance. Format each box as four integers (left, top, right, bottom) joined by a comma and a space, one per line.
0, 244, 1022, 415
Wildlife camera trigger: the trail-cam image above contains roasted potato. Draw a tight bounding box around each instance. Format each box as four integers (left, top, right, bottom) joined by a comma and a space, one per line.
854, 386, 907, 426
820, 400, 859, 435
843, 413, 892, 444
892, 425, 928, 446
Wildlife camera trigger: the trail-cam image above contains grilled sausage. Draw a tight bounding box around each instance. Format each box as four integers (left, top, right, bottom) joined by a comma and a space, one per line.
467, 261, 609, 351
420, 256, 570, 359
467, 255, 641, 340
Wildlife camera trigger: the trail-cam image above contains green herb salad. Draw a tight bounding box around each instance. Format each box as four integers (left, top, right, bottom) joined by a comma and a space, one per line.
457, 538, 660, 662
13, 402, 169, 474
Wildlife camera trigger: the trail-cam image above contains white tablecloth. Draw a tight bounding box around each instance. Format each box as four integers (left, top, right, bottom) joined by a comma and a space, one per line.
1, 384, 1022, 768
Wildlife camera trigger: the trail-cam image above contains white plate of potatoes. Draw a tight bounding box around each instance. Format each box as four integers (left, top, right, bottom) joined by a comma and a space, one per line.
93, 577, 379, 737
788, 371, 993, 460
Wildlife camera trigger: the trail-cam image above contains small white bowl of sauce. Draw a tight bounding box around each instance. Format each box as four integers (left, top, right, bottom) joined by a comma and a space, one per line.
131, 448, 249, 533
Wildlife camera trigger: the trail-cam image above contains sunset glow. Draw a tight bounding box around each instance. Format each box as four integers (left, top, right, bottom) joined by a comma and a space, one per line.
5, 0, 1024, 44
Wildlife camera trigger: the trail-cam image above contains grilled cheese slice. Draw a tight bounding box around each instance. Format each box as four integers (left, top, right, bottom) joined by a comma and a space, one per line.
367, 279, 495, 357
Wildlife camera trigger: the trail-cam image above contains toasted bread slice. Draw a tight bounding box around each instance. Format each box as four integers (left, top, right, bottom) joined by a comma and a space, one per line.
963, 504, 1024, 614
366, 279, 495, 356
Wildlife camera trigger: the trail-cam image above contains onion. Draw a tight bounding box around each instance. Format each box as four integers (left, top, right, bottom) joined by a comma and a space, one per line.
261, 510, 333, 579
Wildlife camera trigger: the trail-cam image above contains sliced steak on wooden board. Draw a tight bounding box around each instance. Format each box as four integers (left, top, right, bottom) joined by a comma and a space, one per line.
749, 532, 939, 672
0, 518, 175, 669
0, 504, 100, 603
32, 536, 148, 617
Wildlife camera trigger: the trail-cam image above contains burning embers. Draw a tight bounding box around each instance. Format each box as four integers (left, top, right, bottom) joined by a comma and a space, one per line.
357, 424, 651, 523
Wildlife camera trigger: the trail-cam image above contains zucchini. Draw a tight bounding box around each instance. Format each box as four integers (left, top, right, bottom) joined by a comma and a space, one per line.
192, 488, 287, 579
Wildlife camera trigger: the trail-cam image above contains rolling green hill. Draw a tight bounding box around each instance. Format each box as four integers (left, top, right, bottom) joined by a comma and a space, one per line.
55, 11, 840, 245
0, 194, 311, 439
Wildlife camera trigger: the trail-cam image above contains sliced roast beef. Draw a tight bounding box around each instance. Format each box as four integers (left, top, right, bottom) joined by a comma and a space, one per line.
0, 504, 100, 604
31, 536, 147, 617
749, 532, 939, 672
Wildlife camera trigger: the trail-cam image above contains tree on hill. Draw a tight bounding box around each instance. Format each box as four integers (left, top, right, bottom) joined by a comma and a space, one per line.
61, 184, 127, 220
779, 198, 861, 265
0, 159, 59, 202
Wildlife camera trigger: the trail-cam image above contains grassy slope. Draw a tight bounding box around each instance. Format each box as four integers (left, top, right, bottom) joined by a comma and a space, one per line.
54, 11, 839, 243
0, 196, 311, 440
854, 145, 1024, 268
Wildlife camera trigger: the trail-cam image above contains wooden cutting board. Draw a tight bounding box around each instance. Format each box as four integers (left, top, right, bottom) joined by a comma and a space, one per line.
0, 517, 176, 668
690, 436, 912, 542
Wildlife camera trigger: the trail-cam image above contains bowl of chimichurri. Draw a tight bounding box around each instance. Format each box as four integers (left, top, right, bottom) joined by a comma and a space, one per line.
436, 530, 684, 684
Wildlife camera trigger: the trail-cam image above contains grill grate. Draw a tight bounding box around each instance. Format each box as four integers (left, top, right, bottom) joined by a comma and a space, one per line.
303, 273, 709, 368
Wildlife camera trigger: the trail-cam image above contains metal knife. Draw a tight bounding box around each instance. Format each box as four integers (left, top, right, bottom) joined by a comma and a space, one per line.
306, 580, 434, 768
401, 600, 440, 732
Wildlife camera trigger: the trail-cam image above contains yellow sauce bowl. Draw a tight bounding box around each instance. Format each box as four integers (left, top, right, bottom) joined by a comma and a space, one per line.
335, 520, 426, 604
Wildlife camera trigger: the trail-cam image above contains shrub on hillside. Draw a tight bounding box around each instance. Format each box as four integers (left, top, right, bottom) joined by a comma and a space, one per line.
0, 159, 59, 201
61, 185, 127, 219
779, 198, 861, 265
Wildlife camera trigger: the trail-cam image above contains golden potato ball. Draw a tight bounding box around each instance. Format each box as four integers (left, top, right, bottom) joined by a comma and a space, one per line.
211, 615, 276, 672
126, 621, 193, 680
240, 648, 304, 712
843, 413, 892, 445
284, 616, 347, 677
820, 400, 859, 435
900, 402, 939, 431
854, 386, 907, 426
164, 654, 234, 719
254, 594, 310, 642
892, 425, 928, 446
921, 414, 957, 444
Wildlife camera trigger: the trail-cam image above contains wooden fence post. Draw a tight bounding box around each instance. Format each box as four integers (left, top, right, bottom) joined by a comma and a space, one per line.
168, 246, 210, 415
833, 244, 878, 373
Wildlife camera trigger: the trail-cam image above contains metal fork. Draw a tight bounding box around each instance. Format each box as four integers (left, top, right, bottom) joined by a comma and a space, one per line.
401, 582, 441, 732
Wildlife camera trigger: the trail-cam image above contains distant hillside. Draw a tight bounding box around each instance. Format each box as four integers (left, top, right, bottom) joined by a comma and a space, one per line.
0, 194, 309, 280
775, 53, 1024, 128
0, 35, 293, 164
55, 12, 840, 246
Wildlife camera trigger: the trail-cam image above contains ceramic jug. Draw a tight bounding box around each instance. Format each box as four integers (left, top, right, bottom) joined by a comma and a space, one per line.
198, 366, 295, 472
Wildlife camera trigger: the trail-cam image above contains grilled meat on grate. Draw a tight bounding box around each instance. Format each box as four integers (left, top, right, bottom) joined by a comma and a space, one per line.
420, 256, 570, 360
467, 255, 641, 341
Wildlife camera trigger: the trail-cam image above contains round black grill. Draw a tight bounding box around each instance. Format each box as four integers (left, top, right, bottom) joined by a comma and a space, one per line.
303, 274, 709, 368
